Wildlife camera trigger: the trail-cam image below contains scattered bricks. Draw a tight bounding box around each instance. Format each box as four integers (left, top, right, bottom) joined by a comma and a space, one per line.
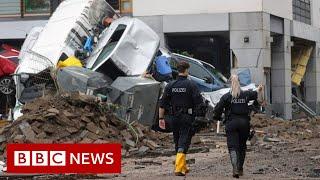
79, 138, 94, 144
28, 138, 53, 144
0, 143, 6, 152
54, 128, 71, 139
63, 110, 76, 118
66, 127, 78, 134
100, 122, 108, 131
126, 139, 136, 147
138, 146, 149, 154
85, 113, 95, 117
121, 131, 133, 140
86, 122, 102, 135
13, 135, 25, 143
128, 148, 139, 154
63, 140, 76, 144
42, 124, 56, 133
31, 126, 42, 135
57, 115, 75, 127
79, 122, 86, 128
94, 139, 110, 144
47, 108, 60, 114
143, 139, 159, 150
70, 119, 81, 129
36, 132, 46, 139
81, 116, 91, 123
0, 135, 6, 143
136, 127, 144, 138
31, 121, 41, 128
108, 126, 120, 136
19, 122, 35, 140
191, 136, 202, 145
99, 116, 107, 122
86, 132, 102, 141
121, 149, 127, 157
80, 130, 89, 138
44, 113, 56, 118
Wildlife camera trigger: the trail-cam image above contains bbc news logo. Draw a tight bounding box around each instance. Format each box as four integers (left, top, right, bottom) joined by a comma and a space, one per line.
7, 144, 121, 173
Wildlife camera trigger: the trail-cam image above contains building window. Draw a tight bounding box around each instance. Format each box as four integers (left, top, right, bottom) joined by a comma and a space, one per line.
106, 0, 119, 10
293, 0, 311, 25
120, 0, 132, 14
0, 0, 20, 15
24, 0, 50, 14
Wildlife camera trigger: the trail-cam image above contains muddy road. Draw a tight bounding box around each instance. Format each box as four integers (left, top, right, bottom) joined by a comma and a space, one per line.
114, 115, 320, 180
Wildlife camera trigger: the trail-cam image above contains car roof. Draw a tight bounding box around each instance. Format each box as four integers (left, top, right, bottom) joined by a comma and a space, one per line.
171, 53, 217, 69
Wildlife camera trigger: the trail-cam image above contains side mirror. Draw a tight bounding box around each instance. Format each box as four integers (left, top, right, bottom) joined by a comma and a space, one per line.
203, 77, 214, 84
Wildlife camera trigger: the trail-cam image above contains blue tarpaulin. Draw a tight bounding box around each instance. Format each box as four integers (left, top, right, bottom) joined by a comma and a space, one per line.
238, 68, 251, 86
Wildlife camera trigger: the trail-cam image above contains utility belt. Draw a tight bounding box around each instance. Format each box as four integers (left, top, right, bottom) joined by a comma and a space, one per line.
172, 106, 193, 115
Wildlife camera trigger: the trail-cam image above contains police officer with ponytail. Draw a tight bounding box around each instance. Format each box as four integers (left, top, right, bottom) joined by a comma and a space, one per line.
214, 74, 264, 178
159, 61, 203, 176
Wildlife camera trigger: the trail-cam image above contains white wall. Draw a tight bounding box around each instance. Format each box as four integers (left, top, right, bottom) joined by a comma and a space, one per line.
311, 0, 320, 28
0, 20, 47, 39
262, 0, 292, 20
133, 0, 263, 16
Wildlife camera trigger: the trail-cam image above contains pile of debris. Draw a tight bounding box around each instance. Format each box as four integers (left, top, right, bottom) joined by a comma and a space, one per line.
251, 114, 320, 141
0, 93, 171, 157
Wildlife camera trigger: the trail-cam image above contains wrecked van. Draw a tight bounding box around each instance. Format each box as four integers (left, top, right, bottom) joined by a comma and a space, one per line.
85, 17, 160, 78
13, 0, 118, 119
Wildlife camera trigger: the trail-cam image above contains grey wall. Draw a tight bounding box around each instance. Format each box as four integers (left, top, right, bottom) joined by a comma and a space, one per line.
230, 12, 271, 85
136, 13, 229, 47
305, 43, 320, 114
270, 19, 292, 120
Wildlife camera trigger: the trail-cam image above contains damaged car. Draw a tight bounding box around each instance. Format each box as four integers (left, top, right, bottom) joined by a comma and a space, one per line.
13, 0, 119, 119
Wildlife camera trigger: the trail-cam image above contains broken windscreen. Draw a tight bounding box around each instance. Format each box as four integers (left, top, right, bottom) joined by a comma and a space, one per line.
202, 63, 228, 84
92, 24, 127, 69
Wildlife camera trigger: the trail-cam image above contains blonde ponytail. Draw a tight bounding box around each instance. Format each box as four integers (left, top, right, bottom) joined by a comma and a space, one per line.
230, 74, 241, 98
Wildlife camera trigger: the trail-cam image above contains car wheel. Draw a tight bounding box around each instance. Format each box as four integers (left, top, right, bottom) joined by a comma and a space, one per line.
0, 76, 15, 95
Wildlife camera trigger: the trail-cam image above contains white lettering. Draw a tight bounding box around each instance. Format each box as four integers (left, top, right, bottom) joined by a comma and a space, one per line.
14, 151, 30, 166
70, 153, 80, 165
231, 98, 246, 104
172, 88, 186, 93
50, 151, 66, 166
32, 151, 48, 166
105, 153, 114, 165
91, 153, 104, 165
82, 153, 90, 165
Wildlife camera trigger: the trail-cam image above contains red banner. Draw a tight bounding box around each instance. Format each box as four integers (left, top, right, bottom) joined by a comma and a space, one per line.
7, 144, 121, 174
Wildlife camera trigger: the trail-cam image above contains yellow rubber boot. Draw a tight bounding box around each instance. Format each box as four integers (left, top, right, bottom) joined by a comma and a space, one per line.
183, 159, 190, 174
175, 153, 186, 176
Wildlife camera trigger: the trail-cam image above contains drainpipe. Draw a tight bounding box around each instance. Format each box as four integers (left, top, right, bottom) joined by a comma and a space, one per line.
20, 0, 24, 18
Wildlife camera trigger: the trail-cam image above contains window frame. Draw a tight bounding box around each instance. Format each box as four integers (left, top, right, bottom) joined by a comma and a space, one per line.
293, 0, 311, 25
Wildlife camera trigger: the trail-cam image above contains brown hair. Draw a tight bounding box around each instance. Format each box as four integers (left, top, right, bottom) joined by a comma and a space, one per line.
177, 61, 190, 73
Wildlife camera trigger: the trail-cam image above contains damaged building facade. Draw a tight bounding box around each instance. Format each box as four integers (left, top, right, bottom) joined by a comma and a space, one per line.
133, 0, 320, 120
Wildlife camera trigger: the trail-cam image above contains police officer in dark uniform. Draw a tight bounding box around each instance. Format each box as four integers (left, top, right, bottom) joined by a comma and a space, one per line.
214, 74, 263, 178
159, 61, 203, 176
